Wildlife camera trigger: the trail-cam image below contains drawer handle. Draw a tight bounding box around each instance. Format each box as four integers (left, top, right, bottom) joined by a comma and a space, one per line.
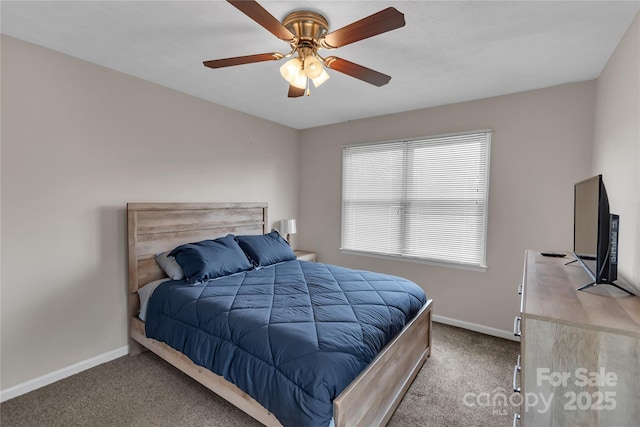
513, 316, 522, 337
518, 282, 523, 295
512, 358, 521, 393
512, 413, 521, 427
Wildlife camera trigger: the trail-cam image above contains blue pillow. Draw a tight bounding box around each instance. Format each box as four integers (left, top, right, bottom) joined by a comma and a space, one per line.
168, 235, 252, 284
235, 230, 296, 267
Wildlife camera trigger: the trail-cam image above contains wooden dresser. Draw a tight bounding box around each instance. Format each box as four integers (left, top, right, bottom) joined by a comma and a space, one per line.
514, 250, 640, 426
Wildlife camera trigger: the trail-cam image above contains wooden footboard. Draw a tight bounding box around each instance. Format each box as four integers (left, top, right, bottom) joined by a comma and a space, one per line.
334, 299, 433, 427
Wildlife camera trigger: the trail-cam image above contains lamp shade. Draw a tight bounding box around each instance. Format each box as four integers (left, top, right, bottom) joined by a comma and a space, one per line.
279, 219, 297, 235
304, 55, 323, 79
280, 58, 302, 83
290, 69, 308, 89
312, 69, 330, 87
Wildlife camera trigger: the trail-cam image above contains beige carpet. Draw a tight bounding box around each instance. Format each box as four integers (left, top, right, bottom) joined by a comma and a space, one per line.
1, 323, 519, 426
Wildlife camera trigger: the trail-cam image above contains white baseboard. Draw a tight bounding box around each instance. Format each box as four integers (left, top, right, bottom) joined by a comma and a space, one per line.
0, 345, 129, 403
433, 314, 519, 342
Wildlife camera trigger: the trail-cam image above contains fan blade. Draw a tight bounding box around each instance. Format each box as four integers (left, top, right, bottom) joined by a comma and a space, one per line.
203, 52, 283, 69
320, 7, 405, 49
288, 85, 305, 98
227, 0, 295, 42
324, 56, 391, 87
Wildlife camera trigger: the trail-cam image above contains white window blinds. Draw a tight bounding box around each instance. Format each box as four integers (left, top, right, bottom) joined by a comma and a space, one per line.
342, 130, 491, 268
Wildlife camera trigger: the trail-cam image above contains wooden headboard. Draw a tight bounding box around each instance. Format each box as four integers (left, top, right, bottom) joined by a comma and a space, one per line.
127, 202, 268, 316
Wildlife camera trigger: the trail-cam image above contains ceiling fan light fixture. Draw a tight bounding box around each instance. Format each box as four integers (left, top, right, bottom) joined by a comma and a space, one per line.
279, 57, 302, 83
303, 55, 323, 79
205, 2, 405, 98
312, 69, 330, 88
291, 69, 308, 89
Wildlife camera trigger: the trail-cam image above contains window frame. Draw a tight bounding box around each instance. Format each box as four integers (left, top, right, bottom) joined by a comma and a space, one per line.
340, 130, 492, 272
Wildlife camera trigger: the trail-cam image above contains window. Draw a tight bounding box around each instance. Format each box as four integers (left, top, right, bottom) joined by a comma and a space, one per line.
341, 130, 491, 269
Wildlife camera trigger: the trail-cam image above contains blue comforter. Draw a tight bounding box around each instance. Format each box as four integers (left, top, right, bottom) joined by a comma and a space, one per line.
145, 260, 427, 426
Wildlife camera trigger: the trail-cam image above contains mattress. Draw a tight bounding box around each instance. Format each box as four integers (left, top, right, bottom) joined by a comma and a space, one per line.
145, 260, 427, 426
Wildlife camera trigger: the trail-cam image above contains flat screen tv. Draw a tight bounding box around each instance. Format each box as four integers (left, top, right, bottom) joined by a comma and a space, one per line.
573, 175, 633, 295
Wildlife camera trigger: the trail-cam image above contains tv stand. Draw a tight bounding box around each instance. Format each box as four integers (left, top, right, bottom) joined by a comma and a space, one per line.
577, 280, 636, 295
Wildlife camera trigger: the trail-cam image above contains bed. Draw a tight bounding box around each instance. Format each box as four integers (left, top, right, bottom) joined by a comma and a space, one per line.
127, 202, 433, 426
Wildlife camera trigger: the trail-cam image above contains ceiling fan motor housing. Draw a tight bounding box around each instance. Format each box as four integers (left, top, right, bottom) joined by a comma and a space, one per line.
282, 11, 329, 44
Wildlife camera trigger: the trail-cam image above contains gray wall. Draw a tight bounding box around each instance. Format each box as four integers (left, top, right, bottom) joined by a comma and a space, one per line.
593, 12, 640, 291
1, 36, 300, 390
298, 82, 596, 334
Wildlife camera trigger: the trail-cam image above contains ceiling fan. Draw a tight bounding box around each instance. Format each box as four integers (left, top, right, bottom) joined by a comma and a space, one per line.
203, 0, 405, 98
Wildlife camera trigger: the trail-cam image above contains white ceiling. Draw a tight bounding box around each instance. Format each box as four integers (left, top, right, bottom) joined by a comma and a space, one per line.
2, 1, 638, 130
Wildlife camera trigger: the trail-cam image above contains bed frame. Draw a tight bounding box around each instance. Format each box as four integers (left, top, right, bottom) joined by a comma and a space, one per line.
127, 202, 433, 427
